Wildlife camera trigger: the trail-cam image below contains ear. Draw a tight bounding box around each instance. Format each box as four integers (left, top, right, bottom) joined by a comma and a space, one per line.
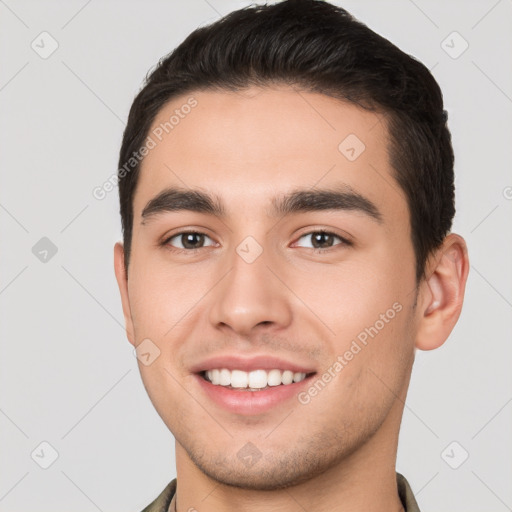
114, 242, 136, 346
414, 233, 470, 351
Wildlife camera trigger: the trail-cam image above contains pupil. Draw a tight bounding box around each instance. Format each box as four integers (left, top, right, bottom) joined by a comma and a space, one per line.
183, 233, 203, 249
313, 232, 332, 249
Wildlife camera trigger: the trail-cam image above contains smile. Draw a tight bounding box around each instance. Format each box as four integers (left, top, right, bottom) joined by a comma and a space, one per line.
202, 368, 309, 390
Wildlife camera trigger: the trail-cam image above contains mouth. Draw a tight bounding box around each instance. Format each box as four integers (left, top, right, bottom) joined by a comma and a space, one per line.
191, 355, 317, 415
200, 368, 314, 391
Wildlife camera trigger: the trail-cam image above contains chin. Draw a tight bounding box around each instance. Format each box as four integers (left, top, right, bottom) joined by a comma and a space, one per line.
188, 447, 337, 491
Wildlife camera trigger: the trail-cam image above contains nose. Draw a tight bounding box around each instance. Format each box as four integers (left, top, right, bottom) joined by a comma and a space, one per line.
208, 241, 293, 338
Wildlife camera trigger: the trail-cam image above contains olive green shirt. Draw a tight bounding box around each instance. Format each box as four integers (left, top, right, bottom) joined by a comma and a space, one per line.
140, 472, 420, 512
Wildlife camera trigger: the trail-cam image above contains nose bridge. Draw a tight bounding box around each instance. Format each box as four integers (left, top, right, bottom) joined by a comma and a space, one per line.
208, 233, 292, 335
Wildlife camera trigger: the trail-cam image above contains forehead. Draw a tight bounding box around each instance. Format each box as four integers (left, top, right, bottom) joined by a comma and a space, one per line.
133, 85, 407, 223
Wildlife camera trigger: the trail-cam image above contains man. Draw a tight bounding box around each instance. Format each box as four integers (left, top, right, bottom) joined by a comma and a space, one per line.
113, 1, 469, 510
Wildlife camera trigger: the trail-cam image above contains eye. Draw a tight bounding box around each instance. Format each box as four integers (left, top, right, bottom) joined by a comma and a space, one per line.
294, 230, 351, 251
161, 229, 351, 254
163, 231, 216, 251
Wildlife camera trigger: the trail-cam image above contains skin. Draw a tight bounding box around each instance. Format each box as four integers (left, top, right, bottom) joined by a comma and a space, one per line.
114, 85, 469, 512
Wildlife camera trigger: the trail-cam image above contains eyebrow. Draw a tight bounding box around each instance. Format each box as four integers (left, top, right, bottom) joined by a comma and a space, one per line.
140, 184, 383, 224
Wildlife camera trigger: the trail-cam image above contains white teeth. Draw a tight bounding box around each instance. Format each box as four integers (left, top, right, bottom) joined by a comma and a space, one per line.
204, 368, 308, 389
219, 368, 231, 386
267, 369, 282, 387
230, 369, 248, 388
281, 370, 294, 385
248, 369, 268, 389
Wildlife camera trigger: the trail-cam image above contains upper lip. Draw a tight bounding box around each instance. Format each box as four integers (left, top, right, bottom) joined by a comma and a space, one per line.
190, 354, 317, 374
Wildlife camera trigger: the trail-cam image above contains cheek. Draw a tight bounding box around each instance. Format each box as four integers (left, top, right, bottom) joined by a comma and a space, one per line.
127, 256, 205, 339
286, 254, 403, 334
308, 311, 412, 431
287, 254, 412, 381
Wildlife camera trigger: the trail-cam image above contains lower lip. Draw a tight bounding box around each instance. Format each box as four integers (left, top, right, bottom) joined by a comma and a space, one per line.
195, 373, 314, 415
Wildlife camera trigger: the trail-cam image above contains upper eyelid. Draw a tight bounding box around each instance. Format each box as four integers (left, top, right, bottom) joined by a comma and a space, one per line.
165, 231, 217, 247
292, 230, 350, 248
294, 228, 349, 241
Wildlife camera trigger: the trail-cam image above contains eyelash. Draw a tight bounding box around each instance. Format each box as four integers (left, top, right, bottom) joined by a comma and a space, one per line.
160, 229, 352, 255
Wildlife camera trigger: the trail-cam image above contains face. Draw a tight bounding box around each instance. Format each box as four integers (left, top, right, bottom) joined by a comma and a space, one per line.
116, 85, 422, 490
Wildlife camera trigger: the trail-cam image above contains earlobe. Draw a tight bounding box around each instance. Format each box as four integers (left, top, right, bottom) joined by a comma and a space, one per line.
414, 234, 470, 351
113, 242, 136, 346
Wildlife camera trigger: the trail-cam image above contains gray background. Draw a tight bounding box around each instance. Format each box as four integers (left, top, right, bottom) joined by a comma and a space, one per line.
1, 0, 511, 511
